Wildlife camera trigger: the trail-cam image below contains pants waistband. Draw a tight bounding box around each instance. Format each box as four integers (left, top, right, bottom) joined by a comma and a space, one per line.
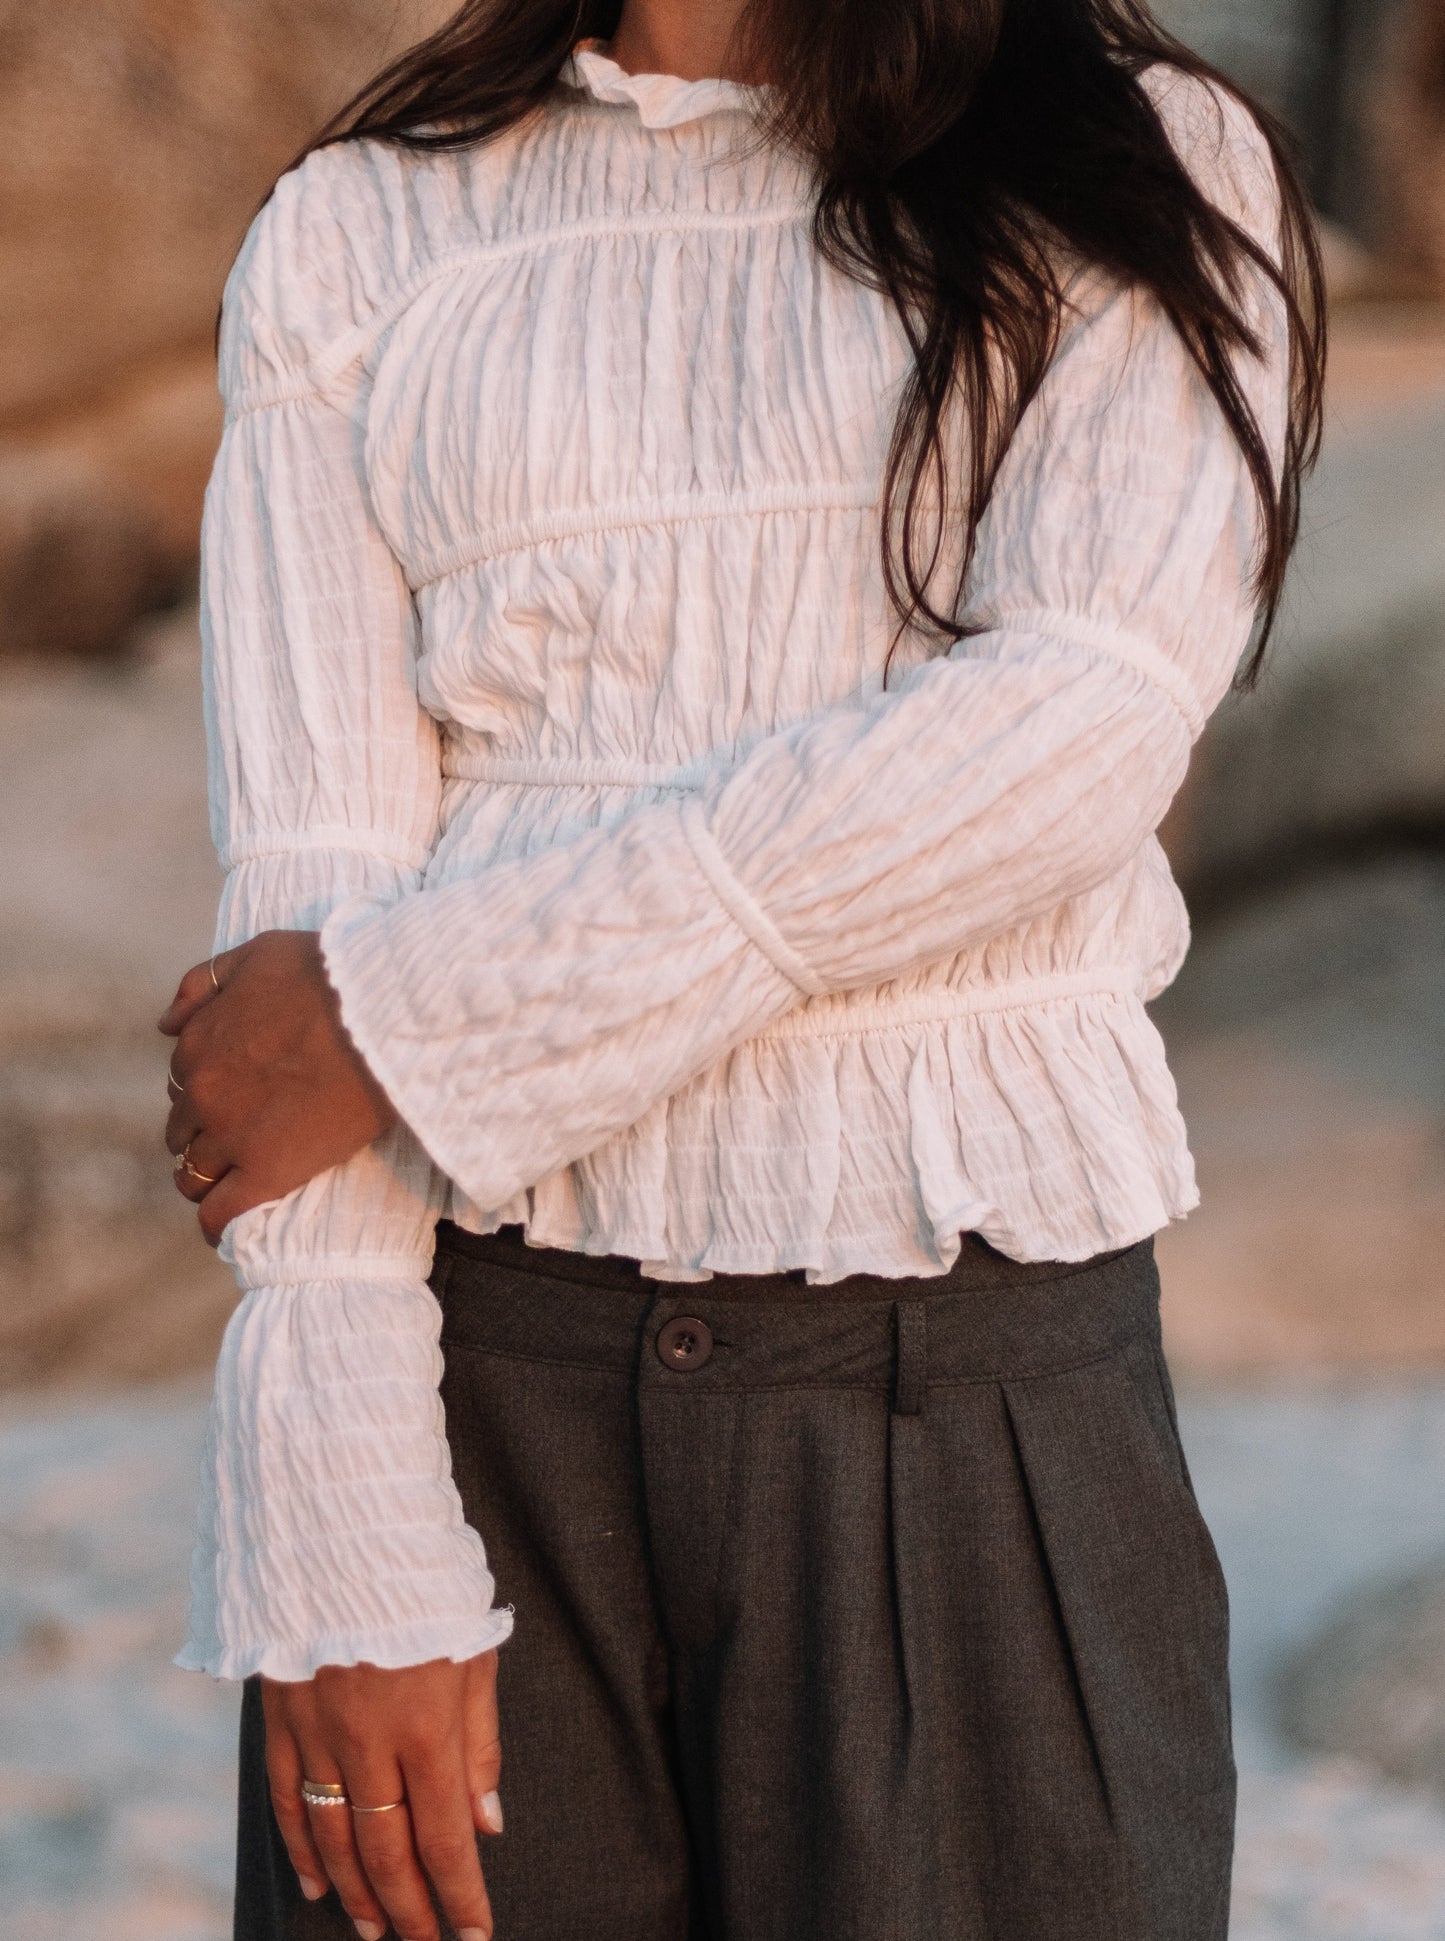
431, 1222, 1159, 1392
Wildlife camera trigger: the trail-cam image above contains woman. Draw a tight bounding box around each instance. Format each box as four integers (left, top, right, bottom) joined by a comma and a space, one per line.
159, 0, 1322, 1935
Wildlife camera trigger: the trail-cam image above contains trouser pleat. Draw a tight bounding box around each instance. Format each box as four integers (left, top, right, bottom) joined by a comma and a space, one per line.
1001, 1335, 1235, 1940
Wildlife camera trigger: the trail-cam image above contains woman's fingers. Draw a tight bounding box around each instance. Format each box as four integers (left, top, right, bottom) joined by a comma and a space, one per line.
158, 945, 242, 1035
395, 1739, 494, 1941
305, 1805, 392, 1940
341, 1756, 459, 1941
464, 1650, 504, 1836
162, 1013, 222, 1201
193, 1163, 271, 1246
158, 956, 224, 1035
156, 977, 205, 1036
163, 1089, 201, 1158
258, 1657, 499, 1940
259, 1704, 333, 1906
293, 1752, 394, 1939
170, 1131, 230, 1202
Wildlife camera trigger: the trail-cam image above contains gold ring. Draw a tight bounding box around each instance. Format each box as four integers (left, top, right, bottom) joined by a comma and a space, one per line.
208, 955, 221, 994
167, 1052, 184, 1099
352, 1799, 407, 1815
176, 1138, 221, 1186
301, 1779, 349, 1808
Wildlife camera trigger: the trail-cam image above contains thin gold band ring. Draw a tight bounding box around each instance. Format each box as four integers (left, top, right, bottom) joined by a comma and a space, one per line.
352, 1800, 407, 1815
167, 1053, 184, 1099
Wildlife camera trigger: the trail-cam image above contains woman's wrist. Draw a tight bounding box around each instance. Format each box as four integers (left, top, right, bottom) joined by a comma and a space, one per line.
160, 929, 399, 1245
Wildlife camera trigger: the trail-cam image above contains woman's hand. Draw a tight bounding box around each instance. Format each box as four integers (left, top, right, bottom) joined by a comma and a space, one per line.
264, 1651, 504, 1941
160, 930, 398, 1244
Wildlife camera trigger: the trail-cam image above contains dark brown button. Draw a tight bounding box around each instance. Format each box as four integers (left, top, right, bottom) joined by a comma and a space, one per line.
656, 1316, 713, 1370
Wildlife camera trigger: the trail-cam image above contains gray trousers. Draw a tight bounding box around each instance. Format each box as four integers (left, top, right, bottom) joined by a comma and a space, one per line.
235, 1222, 1234, 1941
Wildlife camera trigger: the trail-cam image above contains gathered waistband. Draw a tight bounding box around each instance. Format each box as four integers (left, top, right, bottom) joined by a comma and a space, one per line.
435, 747, 1142, 1036
442, 749, 722, 790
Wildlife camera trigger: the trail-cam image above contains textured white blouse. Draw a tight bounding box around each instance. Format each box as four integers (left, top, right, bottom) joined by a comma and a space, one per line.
180, 43, 1288, 1679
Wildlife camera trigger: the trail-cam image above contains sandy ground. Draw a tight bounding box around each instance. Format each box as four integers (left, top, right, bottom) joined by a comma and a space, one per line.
5, 1379, 1445, 1938
0, 1388, 233, 1940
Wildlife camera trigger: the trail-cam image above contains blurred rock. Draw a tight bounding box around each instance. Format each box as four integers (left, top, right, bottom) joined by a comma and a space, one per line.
1317, 298, 1445, 417
0, 350, 226, 657
1158, 0, 1445, 296
0, 0, 453, 426
0, 1026, 238, 1391
0, 608, 234, 1390
1152, 0, 1310, 124
1374, 0, 1445, 294
1154, 855, 1445, 1376
0, 0, 452, 659
0, 468, 170, 665
1279, 1559, 1445, 1796
1165, 380, 1445, 901
1316, 218, 1383, 303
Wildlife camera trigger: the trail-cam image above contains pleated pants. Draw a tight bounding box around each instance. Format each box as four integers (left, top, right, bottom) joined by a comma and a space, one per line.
234, 1220, 1235, 1941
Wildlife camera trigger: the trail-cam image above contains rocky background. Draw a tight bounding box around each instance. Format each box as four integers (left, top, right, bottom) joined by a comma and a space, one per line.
3, 2, 1445, 1937
0, 0, 457, 1389
0, 0, 456, 664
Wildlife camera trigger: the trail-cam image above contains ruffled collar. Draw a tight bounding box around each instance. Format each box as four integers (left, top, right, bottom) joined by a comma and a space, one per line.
560, 38, 770, 130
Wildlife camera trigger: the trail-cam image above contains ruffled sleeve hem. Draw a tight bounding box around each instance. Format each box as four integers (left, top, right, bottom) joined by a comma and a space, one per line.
183, 1274, 509, 1682
177, 1605, 515, 1683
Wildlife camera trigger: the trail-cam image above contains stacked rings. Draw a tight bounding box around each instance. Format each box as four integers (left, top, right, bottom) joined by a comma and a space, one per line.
301, 1780, 350, 1810
300, 1780, 407, 1814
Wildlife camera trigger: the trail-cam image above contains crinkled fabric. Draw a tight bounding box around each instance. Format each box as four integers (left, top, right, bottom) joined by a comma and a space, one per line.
185, 42, 1290, 1677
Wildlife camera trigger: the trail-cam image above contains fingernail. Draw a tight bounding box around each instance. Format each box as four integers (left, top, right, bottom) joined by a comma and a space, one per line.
458, 1930, 491, 1941
298, 1876, 326, 1901
354, 1922, 385, 1941
479, 1789, 504, 1834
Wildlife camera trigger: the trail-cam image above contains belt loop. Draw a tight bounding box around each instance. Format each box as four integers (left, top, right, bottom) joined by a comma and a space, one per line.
892, 1299, 927, 1416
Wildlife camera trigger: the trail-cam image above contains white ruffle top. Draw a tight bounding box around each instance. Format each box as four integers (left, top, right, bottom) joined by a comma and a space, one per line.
180, 44, 1288, 1679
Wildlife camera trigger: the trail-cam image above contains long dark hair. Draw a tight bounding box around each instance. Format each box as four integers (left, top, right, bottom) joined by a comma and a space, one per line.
298, 0, 1325, 685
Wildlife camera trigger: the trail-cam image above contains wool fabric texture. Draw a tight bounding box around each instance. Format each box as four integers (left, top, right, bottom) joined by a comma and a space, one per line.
181, 43, 1289, 1680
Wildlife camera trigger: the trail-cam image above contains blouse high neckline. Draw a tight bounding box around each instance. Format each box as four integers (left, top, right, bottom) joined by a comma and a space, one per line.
560, 37, 770, 129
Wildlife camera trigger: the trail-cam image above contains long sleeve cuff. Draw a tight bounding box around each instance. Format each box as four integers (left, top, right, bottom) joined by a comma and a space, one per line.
178, 1268, 513, 1681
